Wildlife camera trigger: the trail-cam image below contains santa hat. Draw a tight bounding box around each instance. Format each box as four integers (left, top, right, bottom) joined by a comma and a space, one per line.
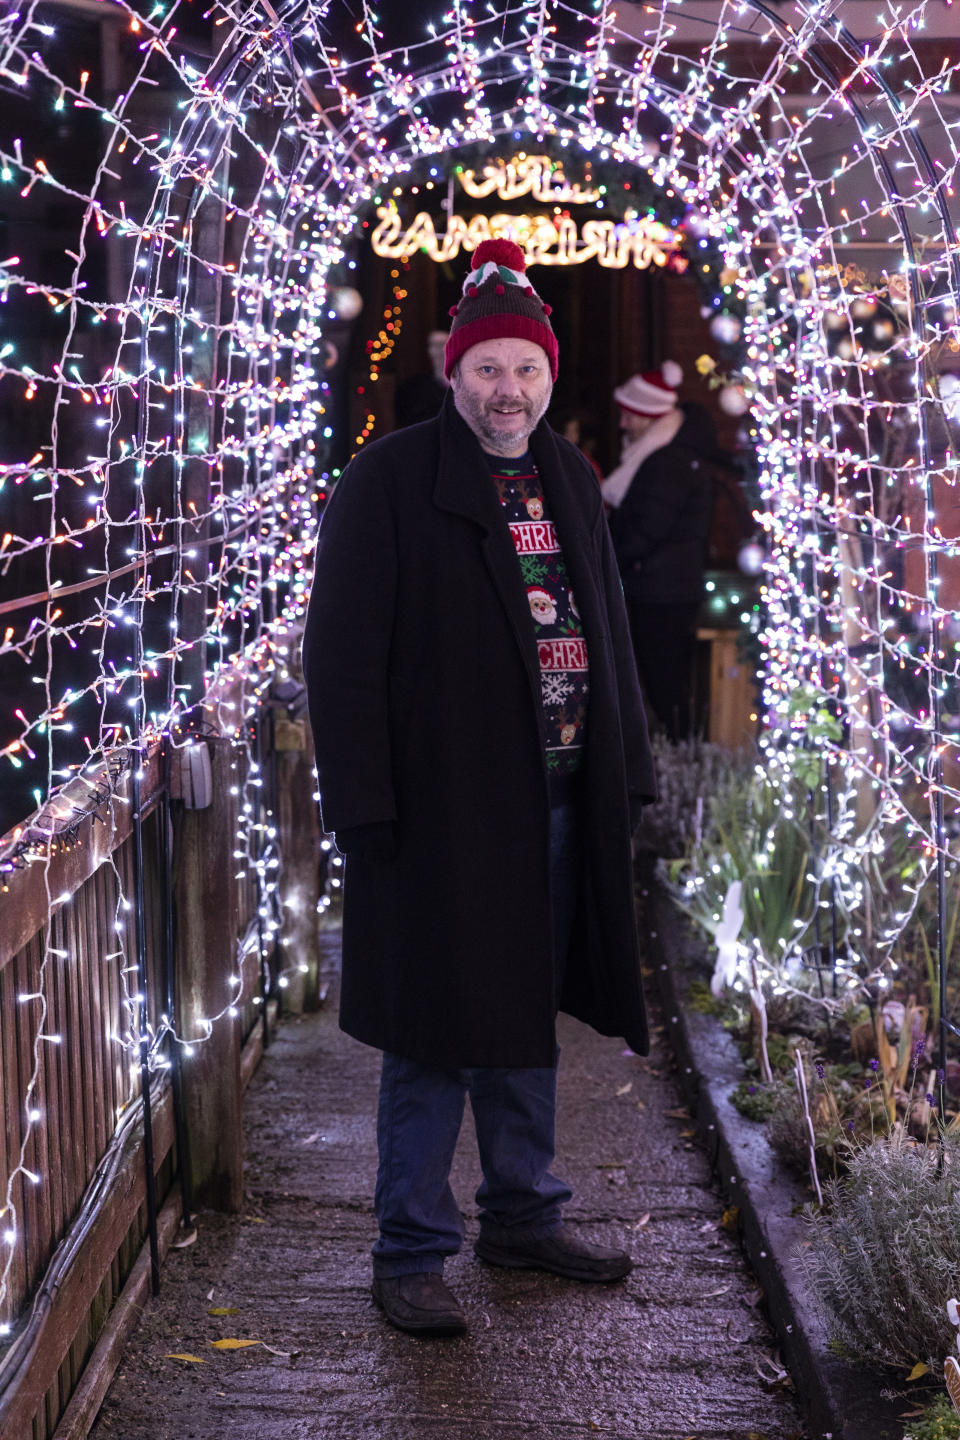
614, 361, 683, 417
444, 238, 558, 381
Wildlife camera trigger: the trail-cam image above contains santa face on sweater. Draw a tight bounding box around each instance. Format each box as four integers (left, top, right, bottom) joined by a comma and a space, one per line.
527, 586, 557, 625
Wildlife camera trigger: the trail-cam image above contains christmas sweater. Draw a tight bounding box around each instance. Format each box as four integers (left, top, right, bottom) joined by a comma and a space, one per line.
486, 452, 589, 775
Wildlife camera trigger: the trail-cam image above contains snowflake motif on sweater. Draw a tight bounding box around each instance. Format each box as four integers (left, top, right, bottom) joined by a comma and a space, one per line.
487, 455, 589, 774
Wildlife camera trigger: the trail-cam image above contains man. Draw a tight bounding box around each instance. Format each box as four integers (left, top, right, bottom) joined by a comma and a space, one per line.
602, 365, 715, 741
303, 238, 655, 1339
394, 328, 450, 428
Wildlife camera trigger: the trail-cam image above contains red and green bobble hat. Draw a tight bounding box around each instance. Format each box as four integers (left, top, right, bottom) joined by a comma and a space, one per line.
443, 238, 559, 382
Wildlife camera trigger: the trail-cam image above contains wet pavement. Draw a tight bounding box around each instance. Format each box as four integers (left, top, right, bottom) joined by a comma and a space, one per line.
89, 934, 806, 1440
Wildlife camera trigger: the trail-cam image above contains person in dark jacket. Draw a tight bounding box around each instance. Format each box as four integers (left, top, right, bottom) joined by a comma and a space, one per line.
394, 329, 450, 427
303, 238, 655, 1339
602, 364, 715, 741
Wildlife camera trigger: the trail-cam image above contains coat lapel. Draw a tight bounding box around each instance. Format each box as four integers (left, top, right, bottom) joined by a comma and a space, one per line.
433, 396, 544, 730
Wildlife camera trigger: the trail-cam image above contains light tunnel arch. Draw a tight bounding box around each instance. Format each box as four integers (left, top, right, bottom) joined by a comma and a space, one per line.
0, 0, 955, 917
1, 0, 960, 1331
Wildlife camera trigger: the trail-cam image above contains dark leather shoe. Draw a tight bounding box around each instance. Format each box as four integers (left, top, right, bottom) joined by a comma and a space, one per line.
371, 1273, 468, 1336
474, 1223, 632, 1282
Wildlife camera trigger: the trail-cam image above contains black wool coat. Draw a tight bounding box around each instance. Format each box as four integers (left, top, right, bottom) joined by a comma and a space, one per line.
606, 405, 715, 606
302, 395, 657, 1069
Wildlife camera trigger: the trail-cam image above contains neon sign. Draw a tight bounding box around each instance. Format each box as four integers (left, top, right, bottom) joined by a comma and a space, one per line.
371, 207, 679, 269
458, 154, 602, 205
370, 152, 678, 270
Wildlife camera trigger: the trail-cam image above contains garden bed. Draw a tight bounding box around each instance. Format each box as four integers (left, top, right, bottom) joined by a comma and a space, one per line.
640, 853, 909, 1440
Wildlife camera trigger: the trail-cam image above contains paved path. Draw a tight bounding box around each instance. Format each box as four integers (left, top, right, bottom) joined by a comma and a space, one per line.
90, 935, 806, 1440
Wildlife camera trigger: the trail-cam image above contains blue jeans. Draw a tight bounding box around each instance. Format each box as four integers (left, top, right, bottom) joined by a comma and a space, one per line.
372, 799, 580, 1278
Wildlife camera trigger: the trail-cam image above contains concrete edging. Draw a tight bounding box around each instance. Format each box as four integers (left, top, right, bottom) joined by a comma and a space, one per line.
642, 866, 906, 1440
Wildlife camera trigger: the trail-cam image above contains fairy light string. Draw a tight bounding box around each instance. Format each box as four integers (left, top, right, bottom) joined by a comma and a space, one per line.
0, 0, 958, 1331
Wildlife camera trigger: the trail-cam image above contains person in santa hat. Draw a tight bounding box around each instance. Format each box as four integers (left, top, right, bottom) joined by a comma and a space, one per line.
602, 363, 716, 741
303, 236, 655, 1339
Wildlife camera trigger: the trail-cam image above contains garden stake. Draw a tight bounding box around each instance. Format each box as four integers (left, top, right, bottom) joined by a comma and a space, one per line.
749, 945, 774, 1085
793, 1047, 823, 1207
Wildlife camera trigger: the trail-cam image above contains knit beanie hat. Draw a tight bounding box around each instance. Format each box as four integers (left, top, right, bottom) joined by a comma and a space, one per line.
614, 361, 683, 417
444, 238, 558, 381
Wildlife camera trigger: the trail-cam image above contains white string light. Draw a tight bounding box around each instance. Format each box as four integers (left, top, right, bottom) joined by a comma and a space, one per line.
0, 0, 957, 1334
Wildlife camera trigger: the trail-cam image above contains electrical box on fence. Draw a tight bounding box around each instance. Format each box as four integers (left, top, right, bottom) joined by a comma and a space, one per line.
274, 717, 308, 752
169, 740, 214, 809
271, 677, 310, 752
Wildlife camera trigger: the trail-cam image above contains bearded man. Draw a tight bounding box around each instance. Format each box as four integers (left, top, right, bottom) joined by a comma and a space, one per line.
302, 238, 655, 1338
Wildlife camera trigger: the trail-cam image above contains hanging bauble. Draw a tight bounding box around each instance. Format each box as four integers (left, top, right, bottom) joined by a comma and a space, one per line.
850, 296, 877, 319
823, 309, 847, 331
737, 540, 765, 577
718, 384, 749, 416
709, 312, 742, 344
329, 286, 363, 321
685, 210, 711, 238
941, 373, 960, 423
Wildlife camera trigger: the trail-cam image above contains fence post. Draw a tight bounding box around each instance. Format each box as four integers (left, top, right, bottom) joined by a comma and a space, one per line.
172, 736, 244, 1210
275, 735, 322, 1012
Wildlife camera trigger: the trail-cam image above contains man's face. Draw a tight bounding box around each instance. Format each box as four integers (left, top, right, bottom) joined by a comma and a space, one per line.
620, 408, 655, 443
451, 337, 553, 457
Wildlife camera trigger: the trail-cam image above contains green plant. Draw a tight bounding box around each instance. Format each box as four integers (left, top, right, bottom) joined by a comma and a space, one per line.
731, 1078, 782, 1122
799, 1127, 960, 1373
903, 1393, 960, 1440
780, 686, 844, 791
675, 764, 822, 973
910, 864, 960, 1038
686, 977, 744, 1027
766, 1058, 879, 1177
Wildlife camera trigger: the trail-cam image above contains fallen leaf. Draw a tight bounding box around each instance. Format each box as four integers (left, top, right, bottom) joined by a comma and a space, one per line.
615, 1082, 633, 1096
635, 1098, 646, 1111
703, 1285, 732, 1299
665, 1107, 690, 1120
208, 1307, 239, 1316
634, 1212, 651, 1228
299, 1131, 321, 1146
907, 1360, 931, 1381
755, 1354, 789, 1388
243, 1216, 266, 1225
698, 1220, 715, 1233
721, 1206, 740, 1233
171, 1227, 198, 1250
680, 1127, 697, 1139
166, 1353, 205, 1364
260, 1341, 297, 1357
210, 1338, 261, 1351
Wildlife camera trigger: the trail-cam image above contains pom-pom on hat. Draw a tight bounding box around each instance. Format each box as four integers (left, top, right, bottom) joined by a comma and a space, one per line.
444, 238, 558, 381
614, 361, 683, 417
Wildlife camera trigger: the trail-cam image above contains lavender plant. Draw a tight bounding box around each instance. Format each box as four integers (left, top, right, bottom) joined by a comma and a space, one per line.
638, 734, 749, 860
799, 1128, 960, 1373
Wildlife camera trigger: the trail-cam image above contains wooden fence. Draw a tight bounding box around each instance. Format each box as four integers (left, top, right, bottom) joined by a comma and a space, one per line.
0, 679, 321, 1439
